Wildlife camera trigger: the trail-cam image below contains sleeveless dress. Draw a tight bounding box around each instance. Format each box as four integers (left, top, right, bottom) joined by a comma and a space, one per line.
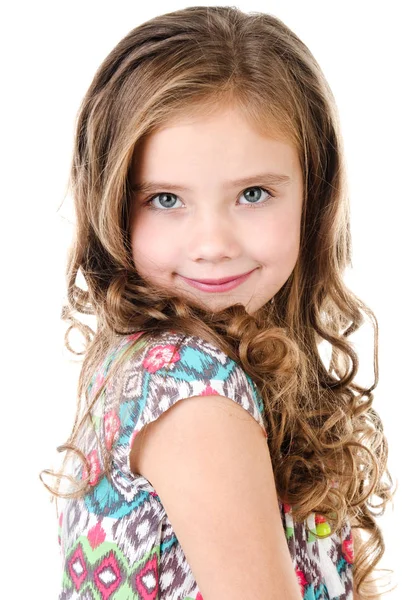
57, 330, 354, 599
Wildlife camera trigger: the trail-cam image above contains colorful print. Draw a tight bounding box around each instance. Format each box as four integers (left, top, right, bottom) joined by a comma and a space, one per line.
58, 331, 354, 599
104, 410, 120, 451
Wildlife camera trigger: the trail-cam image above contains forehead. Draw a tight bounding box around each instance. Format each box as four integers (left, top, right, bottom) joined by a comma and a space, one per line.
140, 103, 294, 148
131, 106, 300, 182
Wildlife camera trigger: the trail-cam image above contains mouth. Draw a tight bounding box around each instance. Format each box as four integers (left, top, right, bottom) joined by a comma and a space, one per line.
177, 268, 257, 293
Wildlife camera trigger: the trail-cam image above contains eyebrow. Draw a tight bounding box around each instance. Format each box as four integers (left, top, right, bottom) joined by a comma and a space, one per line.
131, 172, 291, 194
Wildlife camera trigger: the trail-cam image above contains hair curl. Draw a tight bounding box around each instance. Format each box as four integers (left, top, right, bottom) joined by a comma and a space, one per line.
41, 6, 396, 598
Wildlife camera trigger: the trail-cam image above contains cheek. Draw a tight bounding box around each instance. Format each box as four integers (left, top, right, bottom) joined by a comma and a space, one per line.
131, 217, 178, 271
131, 217, 155, 269
250, 214, 301, 263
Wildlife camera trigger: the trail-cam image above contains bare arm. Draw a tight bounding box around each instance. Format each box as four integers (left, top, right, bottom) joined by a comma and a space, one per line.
131, 394, 303, 600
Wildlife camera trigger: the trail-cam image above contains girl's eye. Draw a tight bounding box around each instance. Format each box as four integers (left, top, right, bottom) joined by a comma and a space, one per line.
144, 186, 274, 211
238, 186, 273, 206
145, 192, 182, 210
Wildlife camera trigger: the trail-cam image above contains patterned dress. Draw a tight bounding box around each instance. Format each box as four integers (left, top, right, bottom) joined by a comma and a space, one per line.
58, 330, 354, 599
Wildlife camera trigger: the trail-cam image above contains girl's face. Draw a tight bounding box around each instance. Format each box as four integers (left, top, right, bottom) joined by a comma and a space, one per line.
129, 106, 303, 315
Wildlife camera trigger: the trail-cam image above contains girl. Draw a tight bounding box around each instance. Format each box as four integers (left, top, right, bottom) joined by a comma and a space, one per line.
41, 6, 396, 600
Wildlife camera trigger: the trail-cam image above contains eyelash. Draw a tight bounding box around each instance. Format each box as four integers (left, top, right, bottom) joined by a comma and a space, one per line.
143, 186, 276, 212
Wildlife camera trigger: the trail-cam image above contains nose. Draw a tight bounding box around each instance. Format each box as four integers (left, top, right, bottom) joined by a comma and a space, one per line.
187, 205, 240, 263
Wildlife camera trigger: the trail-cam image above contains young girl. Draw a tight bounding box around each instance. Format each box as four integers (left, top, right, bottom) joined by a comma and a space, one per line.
41, 6, 396, 600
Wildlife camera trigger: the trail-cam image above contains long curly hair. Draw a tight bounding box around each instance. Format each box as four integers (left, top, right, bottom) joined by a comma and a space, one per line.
41, 6, 396, 598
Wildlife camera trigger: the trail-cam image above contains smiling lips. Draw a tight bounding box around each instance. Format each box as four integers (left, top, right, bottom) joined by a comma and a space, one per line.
178, 268, 257, 293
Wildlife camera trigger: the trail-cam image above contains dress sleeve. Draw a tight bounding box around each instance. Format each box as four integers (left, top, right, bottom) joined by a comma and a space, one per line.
103, 330, 268, 488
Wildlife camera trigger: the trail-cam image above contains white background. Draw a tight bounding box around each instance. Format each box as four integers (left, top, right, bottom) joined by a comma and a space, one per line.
1, 1, 402, 598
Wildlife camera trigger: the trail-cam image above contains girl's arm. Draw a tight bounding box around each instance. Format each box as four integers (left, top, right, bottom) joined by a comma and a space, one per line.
130, 394, 303, 600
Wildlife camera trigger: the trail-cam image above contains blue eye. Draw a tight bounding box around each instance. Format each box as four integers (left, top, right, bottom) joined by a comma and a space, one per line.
146, 192, 182, 210
239, 186, 273, 206
144, 186, 275, 211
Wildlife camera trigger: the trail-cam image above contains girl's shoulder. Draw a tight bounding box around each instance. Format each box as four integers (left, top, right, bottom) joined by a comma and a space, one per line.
108, 328, 258, 391
128, 329, 263, 398
97, 328, 268, 441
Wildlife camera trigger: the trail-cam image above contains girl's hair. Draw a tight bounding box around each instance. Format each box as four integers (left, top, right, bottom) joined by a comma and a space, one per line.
41, 6, 396, 598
